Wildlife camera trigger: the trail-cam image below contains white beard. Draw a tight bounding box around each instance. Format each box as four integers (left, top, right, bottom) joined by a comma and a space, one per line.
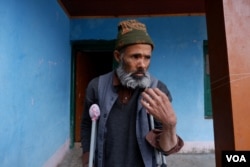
116, 65, 151, 89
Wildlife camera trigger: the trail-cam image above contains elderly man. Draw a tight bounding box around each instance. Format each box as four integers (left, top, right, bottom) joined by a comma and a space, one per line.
81, 19, 183, 167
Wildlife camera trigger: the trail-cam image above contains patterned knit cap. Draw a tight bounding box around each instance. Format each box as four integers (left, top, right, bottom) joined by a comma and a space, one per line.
115, 20, 154, 50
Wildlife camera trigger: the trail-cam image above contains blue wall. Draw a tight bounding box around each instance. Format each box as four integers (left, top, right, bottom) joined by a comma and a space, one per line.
71, 17, 214, 141
0, 1, 71, 166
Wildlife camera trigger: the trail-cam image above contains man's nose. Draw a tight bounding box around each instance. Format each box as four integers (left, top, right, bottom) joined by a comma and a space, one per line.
137, 58, 147, 68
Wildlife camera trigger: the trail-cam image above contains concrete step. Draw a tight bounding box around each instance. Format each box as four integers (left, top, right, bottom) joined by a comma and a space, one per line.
57, 144, 215, 167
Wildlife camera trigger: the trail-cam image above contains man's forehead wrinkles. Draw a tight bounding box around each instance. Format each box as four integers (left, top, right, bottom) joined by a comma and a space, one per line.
126, 50, 151, 56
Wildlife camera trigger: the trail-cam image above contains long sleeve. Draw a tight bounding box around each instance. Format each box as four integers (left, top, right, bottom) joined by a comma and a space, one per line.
80, 77, 99, 153
145, 129, 184, 155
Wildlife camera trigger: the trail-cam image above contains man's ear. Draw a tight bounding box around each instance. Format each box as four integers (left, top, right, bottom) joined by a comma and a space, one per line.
113, 50, 121, 63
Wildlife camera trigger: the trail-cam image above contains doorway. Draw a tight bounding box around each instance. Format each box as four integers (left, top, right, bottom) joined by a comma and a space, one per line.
71, 40, 115, 143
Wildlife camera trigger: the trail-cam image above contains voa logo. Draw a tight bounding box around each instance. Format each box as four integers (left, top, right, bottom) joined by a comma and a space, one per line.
226, 155, 247, 163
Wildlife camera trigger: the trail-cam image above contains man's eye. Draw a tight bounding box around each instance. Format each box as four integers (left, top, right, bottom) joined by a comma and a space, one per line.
132, 55, 139, 59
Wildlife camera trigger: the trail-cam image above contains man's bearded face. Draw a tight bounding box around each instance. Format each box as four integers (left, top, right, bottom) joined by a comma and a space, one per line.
116, 61, 151, 89
115, 44, 152, 89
